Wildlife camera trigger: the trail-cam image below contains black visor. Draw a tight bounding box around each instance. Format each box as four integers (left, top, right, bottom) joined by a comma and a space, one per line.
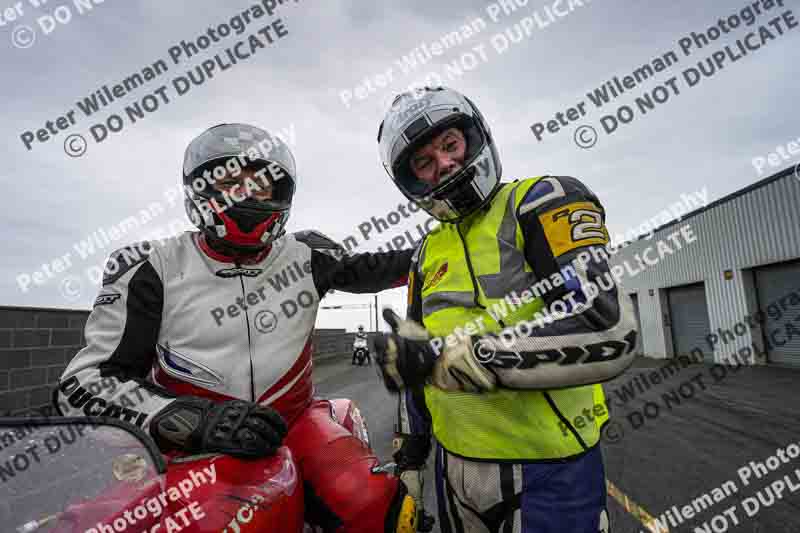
186, 158, 295, 212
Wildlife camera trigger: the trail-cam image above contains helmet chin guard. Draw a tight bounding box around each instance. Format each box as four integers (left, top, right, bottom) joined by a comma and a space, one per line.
184, 193, 290, 253
377, 87, 502, 223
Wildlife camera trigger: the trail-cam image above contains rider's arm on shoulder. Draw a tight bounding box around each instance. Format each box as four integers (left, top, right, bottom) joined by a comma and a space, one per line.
54, 242, 176, 430
474, 176, 638, 389
298, 230, 413, 296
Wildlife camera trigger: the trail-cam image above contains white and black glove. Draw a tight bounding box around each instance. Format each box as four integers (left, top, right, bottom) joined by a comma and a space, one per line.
375, 309, 496, 393
374, 309, 438, 392
150, 396, 288, 458
432, 335, 497, 393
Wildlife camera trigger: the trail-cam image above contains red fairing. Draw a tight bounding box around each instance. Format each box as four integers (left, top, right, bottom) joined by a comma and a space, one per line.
58, 449, 304, 533
40, 401, 393, 533
286, 400, 400, 533
330, 398, 370, 447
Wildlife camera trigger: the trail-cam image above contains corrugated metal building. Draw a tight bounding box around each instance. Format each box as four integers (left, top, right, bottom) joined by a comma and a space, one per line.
608, 166, 800, 366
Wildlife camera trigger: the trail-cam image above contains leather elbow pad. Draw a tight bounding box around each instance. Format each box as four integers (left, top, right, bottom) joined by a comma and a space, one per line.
494, 330, 638, 390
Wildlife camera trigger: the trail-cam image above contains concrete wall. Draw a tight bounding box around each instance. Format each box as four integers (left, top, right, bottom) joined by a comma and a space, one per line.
0, 305, 369, 416
314, 330, 378, 359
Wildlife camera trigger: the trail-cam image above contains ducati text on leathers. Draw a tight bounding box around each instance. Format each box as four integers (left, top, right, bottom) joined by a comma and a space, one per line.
55, 230, 411, 430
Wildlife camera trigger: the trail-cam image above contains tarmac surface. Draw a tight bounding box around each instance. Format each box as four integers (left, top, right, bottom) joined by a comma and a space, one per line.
313, 355, 800, 533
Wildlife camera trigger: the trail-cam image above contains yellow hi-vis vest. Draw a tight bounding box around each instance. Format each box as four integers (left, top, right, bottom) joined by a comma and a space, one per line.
419, 178, 608, 460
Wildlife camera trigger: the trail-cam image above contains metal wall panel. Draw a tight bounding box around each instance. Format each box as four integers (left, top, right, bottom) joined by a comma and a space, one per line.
754, 260, 800, 366
608, 172, 800, 363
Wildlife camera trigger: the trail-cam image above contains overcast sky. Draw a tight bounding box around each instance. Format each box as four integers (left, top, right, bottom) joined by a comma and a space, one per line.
1, 0, 798, 330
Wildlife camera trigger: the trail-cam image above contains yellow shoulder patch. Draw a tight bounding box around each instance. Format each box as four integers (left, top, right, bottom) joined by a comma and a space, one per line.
539, 201, 609, 257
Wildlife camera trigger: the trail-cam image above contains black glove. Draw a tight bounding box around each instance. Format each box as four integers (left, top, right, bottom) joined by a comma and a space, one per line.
150, 396, 288, 458
374, 309, 439, 392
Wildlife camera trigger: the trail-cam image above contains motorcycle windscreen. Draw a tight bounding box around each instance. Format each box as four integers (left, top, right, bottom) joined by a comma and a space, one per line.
0, 418, 163, 532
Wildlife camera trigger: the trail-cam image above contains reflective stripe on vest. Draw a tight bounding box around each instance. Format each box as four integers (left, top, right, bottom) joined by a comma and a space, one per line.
420, 178, 608, 460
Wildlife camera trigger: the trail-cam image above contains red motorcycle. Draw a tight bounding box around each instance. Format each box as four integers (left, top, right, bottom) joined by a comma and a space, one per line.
0, 399, 378, 533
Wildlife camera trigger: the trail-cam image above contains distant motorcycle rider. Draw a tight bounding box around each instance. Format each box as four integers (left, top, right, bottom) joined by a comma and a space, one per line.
55, 123, 419, 533
353, 325, 372, 365
374, 87, 639, 532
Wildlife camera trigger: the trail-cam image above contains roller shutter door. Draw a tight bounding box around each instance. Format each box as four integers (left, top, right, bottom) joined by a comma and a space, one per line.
630, 293, 643, 356
754, 260, 800, 366
667, 283, 712, 362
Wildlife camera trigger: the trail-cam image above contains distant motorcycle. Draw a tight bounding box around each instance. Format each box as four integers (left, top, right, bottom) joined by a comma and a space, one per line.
352, 336, 371, 366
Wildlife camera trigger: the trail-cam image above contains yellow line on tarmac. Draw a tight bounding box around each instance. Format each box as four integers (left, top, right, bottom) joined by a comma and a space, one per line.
606, 479, 667, 533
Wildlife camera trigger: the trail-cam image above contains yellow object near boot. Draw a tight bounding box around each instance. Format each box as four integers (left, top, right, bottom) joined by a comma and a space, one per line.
394, 494, 417, 533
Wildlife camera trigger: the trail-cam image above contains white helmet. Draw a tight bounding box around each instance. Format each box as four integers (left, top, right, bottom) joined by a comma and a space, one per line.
182, 123, 296, 253
377, 87, 502, 222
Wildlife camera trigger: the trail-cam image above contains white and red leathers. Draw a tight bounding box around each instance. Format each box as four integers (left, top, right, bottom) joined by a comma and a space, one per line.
55, 229, 412, 532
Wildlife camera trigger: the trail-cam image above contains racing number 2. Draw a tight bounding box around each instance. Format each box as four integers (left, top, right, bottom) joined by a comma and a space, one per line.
541, 201, 608, 257
565, 209, 605, 241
